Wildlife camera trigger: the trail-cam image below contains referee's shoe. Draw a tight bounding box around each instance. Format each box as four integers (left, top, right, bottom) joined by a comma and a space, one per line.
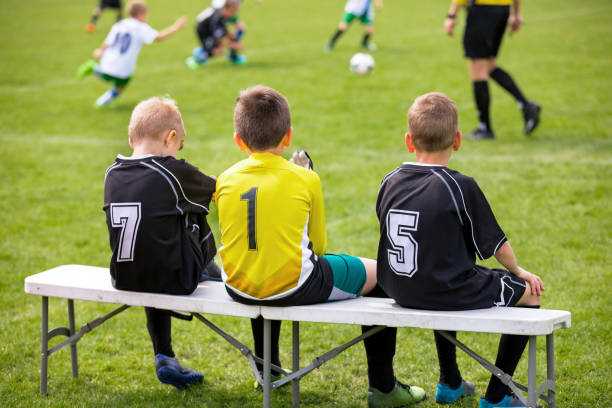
522, 101, 541, 135
155, 354, 203, 389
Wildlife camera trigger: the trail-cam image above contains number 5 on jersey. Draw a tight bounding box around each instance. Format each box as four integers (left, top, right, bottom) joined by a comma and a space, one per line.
386, 209, 419, 277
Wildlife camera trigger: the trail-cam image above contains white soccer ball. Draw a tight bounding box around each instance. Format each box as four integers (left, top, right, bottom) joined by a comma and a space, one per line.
349, 53, 375, 76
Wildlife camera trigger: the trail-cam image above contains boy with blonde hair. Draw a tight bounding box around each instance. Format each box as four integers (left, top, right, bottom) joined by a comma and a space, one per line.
216, 86, 425, 405
367, 92, 544, 407
77, 1, 186, 107
103, 96, 218, 389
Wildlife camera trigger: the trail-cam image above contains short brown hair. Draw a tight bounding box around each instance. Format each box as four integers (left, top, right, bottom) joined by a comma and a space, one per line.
128, 96, 184, 143
407, 92, 458, 152
223, 0, 241, 8
234, 85, 291, 150
127, 0, 148, 18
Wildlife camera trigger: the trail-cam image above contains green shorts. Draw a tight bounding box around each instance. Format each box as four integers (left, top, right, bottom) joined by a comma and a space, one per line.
322, 253, 367, 300
343, 12, 373, 25
96, 72, 131, 87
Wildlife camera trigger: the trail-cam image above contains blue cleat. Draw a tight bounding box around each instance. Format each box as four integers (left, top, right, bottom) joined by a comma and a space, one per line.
435, 380, 475, 403
479, 394, 541, 408
155, 354, 203, 389
229, 54, 247, 65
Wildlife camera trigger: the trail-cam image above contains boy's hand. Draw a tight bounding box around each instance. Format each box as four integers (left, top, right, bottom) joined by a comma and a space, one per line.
290, 150, 314, 170
514, 267, 544, 296
444, 18, 455, 36
175, 17, 187, 29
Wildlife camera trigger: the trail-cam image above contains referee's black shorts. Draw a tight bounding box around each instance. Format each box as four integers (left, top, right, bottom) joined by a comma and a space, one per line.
100, 0, 122, 9
463, 5, 510, 59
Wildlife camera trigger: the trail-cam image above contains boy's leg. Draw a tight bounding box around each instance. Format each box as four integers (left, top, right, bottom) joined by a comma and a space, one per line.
145, 307, 174, 357
145, 307, 204, 389
483, 277, 541, 404
326, 18, 351, 50
433, 331, 461, 389
251, 316, 283, 374
94, 75, 129, 107
433, 332, 475, 403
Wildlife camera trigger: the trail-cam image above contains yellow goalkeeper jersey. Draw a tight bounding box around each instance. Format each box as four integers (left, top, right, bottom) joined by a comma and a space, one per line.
454, 0, 513, 5
216, 153, 327, 300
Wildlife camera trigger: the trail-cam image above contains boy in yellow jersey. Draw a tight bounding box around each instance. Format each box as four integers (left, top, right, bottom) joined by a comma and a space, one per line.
216, 85, 425, 407
444, 0, 540, 139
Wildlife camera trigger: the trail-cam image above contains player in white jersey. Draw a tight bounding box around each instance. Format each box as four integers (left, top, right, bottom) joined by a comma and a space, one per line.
326, 0, 383, 51
76, 1, 186, 108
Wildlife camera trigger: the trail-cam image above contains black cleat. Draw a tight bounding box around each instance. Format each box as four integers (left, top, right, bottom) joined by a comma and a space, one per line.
466, 128, 495, 140
522, 101, 541, 135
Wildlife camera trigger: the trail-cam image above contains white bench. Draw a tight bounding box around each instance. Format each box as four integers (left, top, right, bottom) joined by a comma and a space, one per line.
25, 265, 571, 408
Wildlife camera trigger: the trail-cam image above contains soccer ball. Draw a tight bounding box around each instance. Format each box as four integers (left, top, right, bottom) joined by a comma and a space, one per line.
350, 53, 375, 76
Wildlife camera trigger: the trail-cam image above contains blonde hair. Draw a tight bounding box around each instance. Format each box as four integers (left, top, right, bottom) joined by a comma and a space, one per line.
127, 0, 148, 18
128, 96, 184, 143
407, 92, 458, 152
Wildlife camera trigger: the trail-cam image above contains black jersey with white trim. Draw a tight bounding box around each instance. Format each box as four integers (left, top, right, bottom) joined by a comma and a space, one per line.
103, 155, 216, 295
376, 163, 507, 310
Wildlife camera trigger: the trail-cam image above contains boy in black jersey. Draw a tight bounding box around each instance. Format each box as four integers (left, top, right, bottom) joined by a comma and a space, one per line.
185, 0, 246, 69
103, 96, 218, 389
364, 92, 545, 408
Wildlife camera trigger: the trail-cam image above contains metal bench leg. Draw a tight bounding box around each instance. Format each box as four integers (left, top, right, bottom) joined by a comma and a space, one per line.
263, 318, 272, 408
528, 336, 537, 407
67, 300, 78, 378
292, 321, 300, 408
41, 296, 49, 395
547, 334, 556, 408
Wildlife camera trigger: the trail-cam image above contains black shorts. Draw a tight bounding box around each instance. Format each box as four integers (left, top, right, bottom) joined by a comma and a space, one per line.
492, 267, 526, 307
226, 258, 335, 307
100, 0, 121, 9
196, 25, 221, 54
463, 5, 510, 59
365, 266, 526, 309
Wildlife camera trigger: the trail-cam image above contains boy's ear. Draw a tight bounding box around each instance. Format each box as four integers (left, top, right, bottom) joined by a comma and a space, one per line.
282, 127, 293, 147
405, 132, 416, 153
234, 132, 248, 151
453, 130, 462, 151
164, 129, 176, 146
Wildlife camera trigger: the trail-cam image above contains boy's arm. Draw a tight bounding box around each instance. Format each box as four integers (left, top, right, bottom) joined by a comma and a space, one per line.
308, 175, 327, 257
375, 0, 383, 11
444, 1, 462, 36
495, 241, 544, 296
93, 43, 109, 59
155, 17, 187, 41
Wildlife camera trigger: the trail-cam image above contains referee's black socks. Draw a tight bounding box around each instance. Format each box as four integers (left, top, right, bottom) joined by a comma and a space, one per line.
490, 67, 527, 108
473, 80, 491, 131
484, 305, 540, 403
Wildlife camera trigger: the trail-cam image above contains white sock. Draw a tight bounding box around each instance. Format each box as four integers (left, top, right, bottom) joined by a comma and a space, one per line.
95, 89, 117, 106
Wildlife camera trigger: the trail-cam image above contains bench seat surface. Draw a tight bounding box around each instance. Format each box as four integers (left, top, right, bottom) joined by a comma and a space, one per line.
25, 265, 570, 335
24, 264, 259, 318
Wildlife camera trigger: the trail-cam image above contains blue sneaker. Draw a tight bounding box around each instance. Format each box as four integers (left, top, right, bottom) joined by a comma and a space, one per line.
229, 54, 247, 65
200, 261, 223, 282
479, 394, 540, 408
155, 354, 203, 389
436, 380, 475, 403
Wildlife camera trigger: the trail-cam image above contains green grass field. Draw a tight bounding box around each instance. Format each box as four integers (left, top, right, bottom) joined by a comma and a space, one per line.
1, 0, 611, 406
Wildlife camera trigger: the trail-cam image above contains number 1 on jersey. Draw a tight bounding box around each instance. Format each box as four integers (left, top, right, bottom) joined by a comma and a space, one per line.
241, 187, 258, 250
386, 209, 419, 277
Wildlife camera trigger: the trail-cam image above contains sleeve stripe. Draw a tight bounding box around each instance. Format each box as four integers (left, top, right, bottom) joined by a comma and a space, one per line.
152, 159, 209, 214
378, 167, 401, 196
104, 162, 122, 184
440, 168, 485, 260
431, 169, 464, 226
140, 161, 184, 215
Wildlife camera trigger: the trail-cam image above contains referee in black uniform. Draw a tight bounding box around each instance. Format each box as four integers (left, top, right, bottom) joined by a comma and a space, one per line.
445, 0, 541, 139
